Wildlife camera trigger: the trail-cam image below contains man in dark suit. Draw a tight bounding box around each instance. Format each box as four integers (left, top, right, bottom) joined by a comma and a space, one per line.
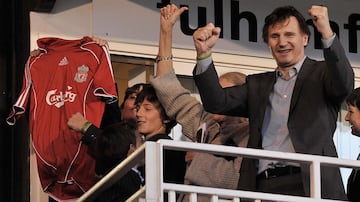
345, 87, 360, 201
192, 5, 354, 200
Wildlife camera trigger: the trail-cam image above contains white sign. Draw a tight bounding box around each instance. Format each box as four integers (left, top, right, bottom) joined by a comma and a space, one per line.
93, 0, 360, 67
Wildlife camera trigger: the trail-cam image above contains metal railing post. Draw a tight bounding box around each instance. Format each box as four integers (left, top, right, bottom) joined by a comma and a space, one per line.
310, 161, 322, 199
145, 142, 163, 202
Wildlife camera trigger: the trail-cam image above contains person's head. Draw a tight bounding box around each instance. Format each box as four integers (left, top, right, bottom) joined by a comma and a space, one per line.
213, 72, 247, 122
120, 83, 145, 121
262, 6, 310, 69
345, 87, 360, 137
135, 84, 176, 138
96, 120, 137, 168
218, 71, 246, 88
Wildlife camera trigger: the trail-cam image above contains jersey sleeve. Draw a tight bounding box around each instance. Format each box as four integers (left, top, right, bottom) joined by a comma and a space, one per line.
92, 45, 118, 104
6, 56, 33, 125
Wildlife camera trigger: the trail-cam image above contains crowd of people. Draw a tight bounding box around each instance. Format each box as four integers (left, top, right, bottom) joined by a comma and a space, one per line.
31, 3, 359, 202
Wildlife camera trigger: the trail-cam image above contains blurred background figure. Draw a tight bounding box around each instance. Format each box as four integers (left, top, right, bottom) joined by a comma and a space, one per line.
344, 87, 360, 202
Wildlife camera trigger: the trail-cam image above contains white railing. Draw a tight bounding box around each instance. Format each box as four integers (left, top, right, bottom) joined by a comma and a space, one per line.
78, 140, 360, 202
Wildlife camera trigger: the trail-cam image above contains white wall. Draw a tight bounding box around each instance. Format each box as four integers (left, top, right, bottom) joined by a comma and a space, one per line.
30, 0, 93, 50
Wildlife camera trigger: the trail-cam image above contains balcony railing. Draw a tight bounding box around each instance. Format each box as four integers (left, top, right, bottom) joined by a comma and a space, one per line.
77, 140, 360, 202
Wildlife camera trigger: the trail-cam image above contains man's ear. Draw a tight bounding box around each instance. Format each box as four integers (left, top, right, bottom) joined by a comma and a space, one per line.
303, 34, 309, 46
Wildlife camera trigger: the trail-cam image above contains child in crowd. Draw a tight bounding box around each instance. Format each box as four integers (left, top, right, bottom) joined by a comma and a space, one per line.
94, 120, 144, 202
135, 84, 186, 201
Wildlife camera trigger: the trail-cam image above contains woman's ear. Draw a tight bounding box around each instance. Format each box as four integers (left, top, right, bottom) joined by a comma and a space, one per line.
127, 144, 136, 156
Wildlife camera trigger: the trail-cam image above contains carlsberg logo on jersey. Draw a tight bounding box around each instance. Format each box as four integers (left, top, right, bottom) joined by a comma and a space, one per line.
46, 86, 77, 108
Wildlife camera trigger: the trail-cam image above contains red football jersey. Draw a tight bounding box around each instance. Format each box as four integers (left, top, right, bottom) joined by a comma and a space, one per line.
7, 36, 118, 200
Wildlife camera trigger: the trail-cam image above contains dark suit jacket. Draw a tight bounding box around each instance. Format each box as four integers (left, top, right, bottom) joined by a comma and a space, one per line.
193, 37, 354, 200
347, 168, 360, 201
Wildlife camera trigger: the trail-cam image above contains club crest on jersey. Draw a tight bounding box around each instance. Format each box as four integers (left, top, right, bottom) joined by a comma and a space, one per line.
46, 86, 77, 108
74, 65, 89, 83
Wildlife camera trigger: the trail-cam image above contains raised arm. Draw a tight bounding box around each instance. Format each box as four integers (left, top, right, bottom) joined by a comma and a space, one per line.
152, 4, 215, 141
309, 5, 354, 99
307, 5, 333, 39
156, 4, 187, 76
193, 23, 221, 59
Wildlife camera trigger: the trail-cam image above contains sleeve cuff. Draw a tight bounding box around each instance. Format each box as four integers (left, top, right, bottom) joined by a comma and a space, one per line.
81, 125, 101, 145
195, 56, 213, 75
322, 33, 336, 49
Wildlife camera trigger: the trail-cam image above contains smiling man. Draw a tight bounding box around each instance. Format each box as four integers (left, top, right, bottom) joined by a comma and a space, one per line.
192, 5, 354, 200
